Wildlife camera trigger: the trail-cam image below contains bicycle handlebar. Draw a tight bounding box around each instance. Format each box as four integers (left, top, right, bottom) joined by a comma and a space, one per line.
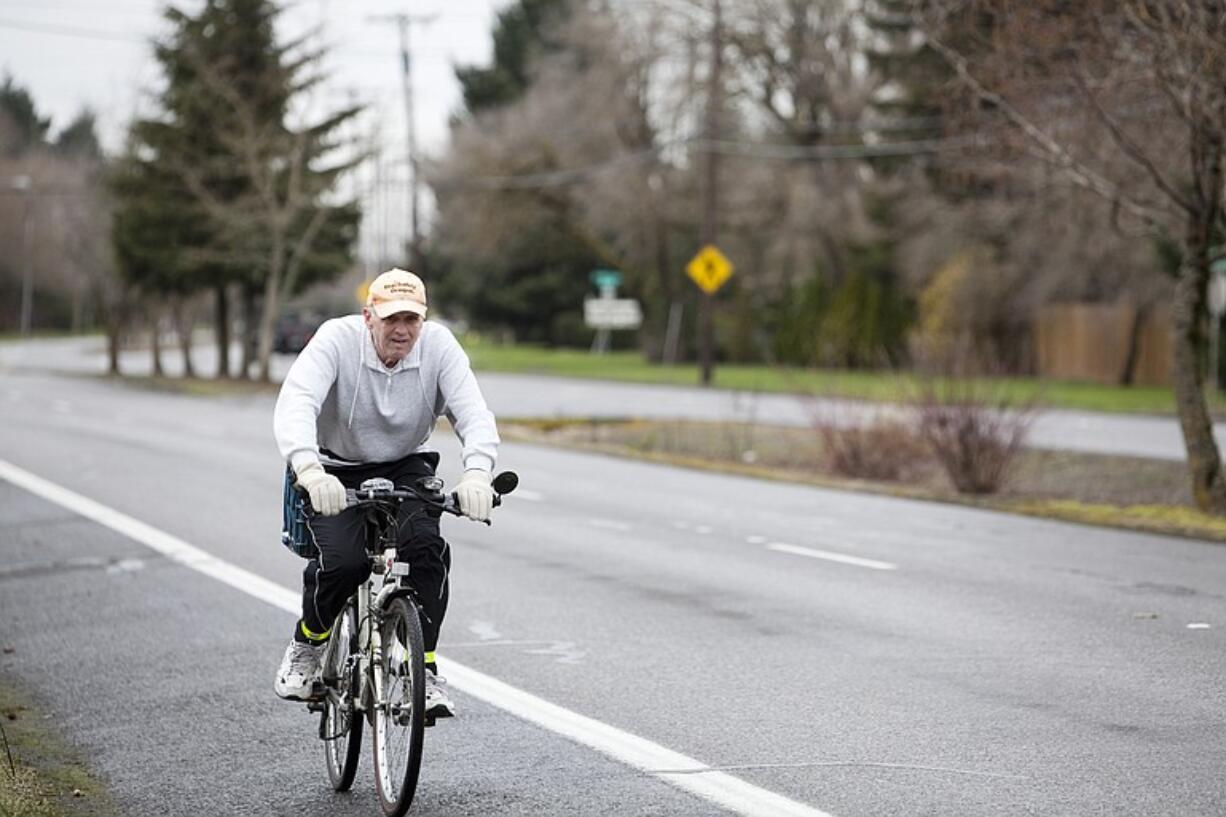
296, 471, 517, 525
344, 486, 503, 516
339, 471, 514, 526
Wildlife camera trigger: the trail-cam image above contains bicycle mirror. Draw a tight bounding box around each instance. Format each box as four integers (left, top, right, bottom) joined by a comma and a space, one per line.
492, 471, 519, 495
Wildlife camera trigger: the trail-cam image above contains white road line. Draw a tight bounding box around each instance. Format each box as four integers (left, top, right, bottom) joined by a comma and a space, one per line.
767, 542, 898, 572
0, 459, 836, 817
0, 459, 302, 612
444, 662, 833, 817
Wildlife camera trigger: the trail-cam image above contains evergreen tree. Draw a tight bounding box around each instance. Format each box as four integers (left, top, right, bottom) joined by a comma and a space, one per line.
54, 110, 102, 159
863, 0, 996, 191
0, 74, 50, 157
863, 0, 948, 145
455, 0, 571, 113
111, 0, 362, 380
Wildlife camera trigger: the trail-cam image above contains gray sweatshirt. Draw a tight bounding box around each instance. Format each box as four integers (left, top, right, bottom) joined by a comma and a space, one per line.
273, 315, 499, 474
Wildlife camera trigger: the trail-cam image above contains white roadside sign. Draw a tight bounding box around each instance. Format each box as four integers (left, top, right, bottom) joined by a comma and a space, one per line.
584, 298, 643, 330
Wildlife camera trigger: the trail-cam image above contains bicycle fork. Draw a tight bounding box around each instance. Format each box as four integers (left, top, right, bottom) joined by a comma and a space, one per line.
367, 548, 411, 724
381, 547, 423, 721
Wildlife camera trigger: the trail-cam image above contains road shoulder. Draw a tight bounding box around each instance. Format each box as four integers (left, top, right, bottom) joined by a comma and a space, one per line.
0, 679, 120, 817
500, 418, 1226, 544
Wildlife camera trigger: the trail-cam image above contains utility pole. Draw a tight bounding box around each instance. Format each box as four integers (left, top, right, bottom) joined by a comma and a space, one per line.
369, 12, 435, 274
698, 0, 722, 386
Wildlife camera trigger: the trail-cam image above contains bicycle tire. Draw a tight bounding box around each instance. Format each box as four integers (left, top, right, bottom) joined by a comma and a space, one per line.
372, 596, 426, 817
322, 602, 363, 791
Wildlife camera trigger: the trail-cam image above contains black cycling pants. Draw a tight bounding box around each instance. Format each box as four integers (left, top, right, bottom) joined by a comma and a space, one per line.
298, 452, 450, 653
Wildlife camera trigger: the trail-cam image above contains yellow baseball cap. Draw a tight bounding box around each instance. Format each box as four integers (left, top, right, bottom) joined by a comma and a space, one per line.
366, 268, 428, 318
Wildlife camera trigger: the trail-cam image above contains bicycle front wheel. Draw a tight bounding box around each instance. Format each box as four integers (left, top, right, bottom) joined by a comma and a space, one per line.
372, 596, 426, 816
322, 601, 363, 791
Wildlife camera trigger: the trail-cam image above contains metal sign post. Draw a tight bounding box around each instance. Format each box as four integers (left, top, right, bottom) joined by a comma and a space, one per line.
1210, 254, 1226, 395
584, 269, 641, 354
12, 175, 33, 337
685, 245, 734, 379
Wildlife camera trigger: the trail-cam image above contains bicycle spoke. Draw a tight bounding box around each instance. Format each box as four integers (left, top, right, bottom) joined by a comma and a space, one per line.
372, 597, 425, 816
322, 603, 362, 791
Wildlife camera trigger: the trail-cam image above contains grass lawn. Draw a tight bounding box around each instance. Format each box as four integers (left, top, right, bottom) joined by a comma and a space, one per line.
464, 341, 1181, 415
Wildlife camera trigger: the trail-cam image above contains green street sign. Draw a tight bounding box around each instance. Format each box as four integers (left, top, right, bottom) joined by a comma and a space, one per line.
590, 268, 622, 289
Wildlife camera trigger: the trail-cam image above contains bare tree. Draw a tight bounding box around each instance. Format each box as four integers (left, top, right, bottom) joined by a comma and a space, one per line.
430, 3, 689, 344
919, 0, 1226, 512
729, 0, 879, 287
0, 127, 123, 354
56, 160, 129, 375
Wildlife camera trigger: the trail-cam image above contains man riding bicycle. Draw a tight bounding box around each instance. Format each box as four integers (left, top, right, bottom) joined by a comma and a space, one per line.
272, 267, 500, 720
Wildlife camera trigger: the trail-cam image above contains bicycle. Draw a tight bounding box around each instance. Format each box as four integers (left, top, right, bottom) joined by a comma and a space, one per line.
301, 470, 519, 816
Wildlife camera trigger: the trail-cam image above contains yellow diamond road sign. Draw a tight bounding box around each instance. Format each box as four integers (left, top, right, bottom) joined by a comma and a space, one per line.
686, 245, 733, 294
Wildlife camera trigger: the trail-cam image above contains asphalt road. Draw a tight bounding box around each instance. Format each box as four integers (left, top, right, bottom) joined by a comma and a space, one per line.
0, 335, 1218, 461
1, 368, 1224, 816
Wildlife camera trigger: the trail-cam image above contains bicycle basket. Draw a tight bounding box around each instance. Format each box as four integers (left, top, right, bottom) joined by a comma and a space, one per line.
281, 466, 317, 559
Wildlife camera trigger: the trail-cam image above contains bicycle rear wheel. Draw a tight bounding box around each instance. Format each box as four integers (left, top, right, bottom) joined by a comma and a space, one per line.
322, 602, 363, 791
372, 596, 426, 817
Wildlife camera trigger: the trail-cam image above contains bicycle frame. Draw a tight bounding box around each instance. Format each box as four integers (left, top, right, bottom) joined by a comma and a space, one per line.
317, 512, 416, 729
354, 503, 417, 709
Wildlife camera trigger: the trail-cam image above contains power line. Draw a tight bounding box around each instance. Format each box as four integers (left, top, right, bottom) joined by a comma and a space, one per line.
429, 144, 668, 191
696, 134, 976, 160
0, 14, 465, 63
0, 185, 92, 198
428, 133, 976, 191
0, 16, 149, 43
0, 135, 970, 198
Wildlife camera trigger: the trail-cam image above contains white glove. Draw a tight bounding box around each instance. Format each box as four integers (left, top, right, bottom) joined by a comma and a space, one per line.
295, 461, 346, 516
455, 469, 494, 522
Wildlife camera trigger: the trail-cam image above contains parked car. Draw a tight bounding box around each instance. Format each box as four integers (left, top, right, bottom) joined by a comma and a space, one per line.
272, 313, 323, 353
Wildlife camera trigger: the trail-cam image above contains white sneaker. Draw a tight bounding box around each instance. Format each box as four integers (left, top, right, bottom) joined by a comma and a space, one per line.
274, 639, 324, 701
424, 672, 455, 720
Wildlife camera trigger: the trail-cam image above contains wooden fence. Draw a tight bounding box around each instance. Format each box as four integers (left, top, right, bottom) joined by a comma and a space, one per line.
1034, 303, 1171, 386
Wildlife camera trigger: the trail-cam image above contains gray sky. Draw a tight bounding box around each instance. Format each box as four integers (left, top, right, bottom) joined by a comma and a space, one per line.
0, 0, 510, 264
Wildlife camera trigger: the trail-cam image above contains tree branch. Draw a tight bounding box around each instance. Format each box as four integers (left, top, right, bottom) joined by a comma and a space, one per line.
1072, 68, 1195, 213
924, 30, 1166, 231
282, 203, 331, 296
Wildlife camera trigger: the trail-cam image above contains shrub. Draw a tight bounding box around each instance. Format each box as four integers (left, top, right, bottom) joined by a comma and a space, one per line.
914, 378, 1036, 494
813, 413, 930, 482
